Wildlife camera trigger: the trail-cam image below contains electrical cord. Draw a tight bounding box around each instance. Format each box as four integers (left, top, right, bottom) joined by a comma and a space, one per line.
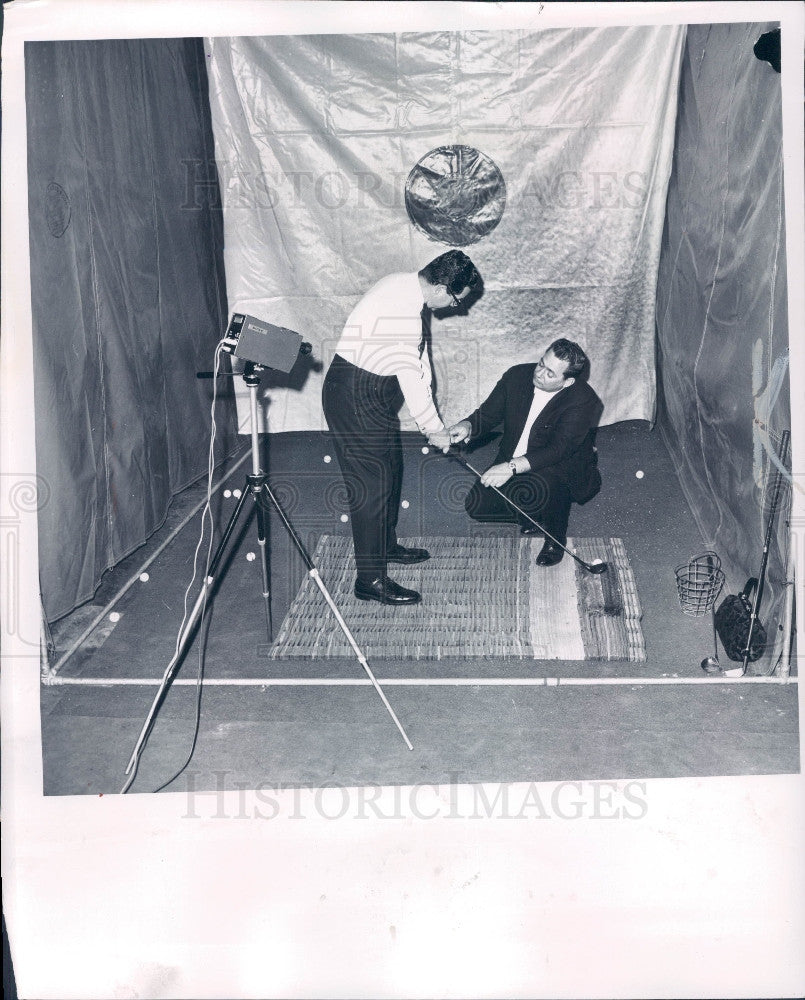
122, 341, 226, 794
152, 339, 227, 792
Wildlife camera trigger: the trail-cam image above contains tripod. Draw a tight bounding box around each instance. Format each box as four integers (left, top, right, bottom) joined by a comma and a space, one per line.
123, 362, 412, 791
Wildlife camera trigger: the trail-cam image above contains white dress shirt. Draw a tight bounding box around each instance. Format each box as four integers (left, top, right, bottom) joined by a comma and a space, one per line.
512, 384, 557, 461
333, 272, 444, 435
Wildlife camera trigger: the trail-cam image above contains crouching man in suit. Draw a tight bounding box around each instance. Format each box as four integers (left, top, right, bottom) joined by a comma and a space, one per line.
447, 339, 603, 566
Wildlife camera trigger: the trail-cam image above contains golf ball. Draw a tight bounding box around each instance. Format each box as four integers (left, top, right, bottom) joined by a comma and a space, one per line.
109, 612, 121, 623
401, 500, 410, 509
323, 455, 331, 463
139, 573, 150, 583
246, 552, 256, 562
635, 470, 644, 479
422, 447, 429, 454
340, 514, 349, 523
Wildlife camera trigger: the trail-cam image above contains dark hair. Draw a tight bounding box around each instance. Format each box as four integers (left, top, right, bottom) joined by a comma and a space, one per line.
548, 338, 589, 380
420, 250, 481, 295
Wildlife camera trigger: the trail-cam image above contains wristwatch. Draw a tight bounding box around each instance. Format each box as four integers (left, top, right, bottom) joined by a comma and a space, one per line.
509, 460, 518, 475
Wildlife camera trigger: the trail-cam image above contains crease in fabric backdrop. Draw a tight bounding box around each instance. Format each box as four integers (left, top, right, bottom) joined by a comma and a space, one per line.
204, 26, 685, 434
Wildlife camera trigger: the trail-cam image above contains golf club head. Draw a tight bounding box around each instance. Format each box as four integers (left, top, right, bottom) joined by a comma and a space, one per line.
586, 560, 608, 574
700, 656, 721, 675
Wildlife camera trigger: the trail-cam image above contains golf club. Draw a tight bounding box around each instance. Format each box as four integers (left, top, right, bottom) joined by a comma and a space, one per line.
444, 447, 608, 575
700, 609, 722, 674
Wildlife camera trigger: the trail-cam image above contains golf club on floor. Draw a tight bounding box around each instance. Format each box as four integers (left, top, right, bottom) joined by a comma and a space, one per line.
444, 447, 608, 575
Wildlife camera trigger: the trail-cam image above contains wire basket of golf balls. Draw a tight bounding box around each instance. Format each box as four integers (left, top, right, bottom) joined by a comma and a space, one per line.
674, 551, 725, 617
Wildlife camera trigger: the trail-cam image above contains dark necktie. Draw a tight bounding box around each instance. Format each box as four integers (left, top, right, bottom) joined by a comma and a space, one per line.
418, 306, 431, 358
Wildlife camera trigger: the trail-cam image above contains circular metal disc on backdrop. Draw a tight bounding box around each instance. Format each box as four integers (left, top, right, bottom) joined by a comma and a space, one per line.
405, 145, 506, 246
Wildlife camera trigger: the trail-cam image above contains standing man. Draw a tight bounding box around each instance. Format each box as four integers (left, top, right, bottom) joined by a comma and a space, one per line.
448, 339, 603, 566
323, 249, 482, 605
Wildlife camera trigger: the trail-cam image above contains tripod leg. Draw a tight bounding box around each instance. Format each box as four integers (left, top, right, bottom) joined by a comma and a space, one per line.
123, 578, 212, 783
308, 568, 413, 751
257, 486, 414, 751
122, 482, 253, 790
254, 488, 273, 642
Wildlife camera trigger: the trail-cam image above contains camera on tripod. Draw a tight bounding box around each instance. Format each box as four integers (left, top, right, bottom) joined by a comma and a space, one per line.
222, 313, 311, 372
124, 311, 413, 790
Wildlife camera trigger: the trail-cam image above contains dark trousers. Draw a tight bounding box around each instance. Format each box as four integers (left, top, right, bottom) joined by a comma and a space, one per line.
464, 467, 573, 543
322, 354, 405, 583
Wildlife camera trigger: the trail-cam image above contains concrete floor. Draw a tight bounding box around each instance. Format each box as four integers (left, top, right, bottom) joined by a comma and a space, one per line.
41, 422, 800, 794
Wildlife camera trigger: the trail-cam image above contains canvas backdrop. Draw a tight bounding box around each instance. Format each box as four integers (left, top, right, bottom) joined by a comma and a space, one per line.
205, 26, 685, 433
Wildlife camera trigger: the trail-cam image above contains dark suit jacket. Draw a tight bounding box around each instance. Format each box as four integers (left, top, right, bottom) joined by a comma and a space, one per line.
464, 363, 604, 503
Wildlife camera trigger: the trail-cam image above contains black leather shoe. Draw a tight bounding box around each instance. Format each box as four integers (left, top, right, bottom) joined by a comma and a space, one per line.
387, 544, 430, 564
519, 525, 543, 536
354, 576, 422, 605
535, 540, 565, 567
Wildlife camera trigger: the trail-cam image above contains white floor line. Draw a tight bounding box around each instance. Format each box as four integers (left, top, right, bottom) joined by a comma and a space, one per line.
46, 675, 797, 687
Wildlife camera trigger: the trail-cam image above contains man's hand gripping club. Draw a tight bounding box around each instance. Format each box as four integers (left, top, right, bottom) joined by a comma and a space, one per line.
445, 420, 515, 487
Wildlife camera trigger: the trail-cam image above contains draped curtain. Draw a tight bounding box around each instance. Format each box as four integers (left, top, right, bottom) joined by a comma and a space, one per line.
656, 22, 790, 648
26, 38, 236, 621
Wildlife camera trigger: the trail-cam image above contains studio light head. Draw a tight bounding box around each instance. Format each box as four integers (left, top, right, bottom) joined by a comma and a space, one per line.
222, 313, 311, 372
